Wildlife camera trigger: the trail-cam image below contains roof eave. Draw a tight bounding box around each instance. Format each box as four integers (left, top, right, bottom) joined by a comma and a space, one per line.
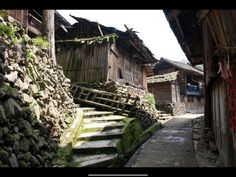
163, 10, 203, 66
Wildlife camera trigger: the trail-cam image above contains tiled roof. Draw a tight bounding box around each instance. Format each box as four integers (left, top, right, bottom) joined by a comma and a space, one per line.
161, 58, 203, 75
147, 71, 179, 83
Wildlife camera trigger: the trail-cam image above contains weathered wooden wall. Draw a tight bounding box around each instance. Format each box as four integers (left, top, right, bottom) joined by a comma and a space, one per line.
184, 96, 204, 113
148, 82, 172, 103
211, 77, 233, 166
7, 10, 28, 28
56, 41, 147, 87
202, 13, 236, 166
142, 69, 148, 89
108, 44, 144, 87
208, 64, 236, 167
178, 72, 188, 99
171, 80, 181, 102
56, 42, 109, 83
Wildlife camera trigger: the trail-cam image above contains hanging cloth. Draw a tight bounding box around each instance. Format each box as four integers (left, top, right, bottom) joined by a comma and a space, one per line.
218, 54, 236, 132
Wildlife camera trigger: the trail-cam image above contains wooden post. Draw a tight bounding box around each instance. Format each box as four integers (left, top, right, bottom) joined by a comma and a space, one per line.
42, 10, 56, 65
203, 19, 212, 128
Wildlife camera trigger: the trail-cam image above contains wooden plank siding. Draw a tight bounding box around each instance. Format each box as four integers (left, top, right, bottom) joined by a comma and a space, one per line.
56, 42, 109, 83
57, 40, 148, 87
148, 82, 172, 104
7, 10, 28, 28
108, 43, 145, 87
142, 69, 148, 90
211, 78, 234, 166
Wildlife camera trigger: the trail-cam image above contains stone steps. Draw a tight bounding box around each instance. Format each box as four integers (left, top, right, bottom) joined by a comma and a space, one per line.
156, 110, 165, 114
157, 110, 173, 121
72, 153, 118, 167
159, 113, 172, 117
78, 129, 123, 141
83, 115, 126, 123
83, 111, 114, 118
70, 108, 124, 167
73, 139, 120, 154
159, 116, 173, 120
80, 107, 96, 112
82, 121, 124, 132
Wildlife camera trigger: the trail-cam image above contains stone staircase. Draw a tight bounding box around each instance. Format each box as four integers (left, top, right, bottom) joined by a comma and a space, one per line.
70, 107, 126, 167
157, 110, 173, 121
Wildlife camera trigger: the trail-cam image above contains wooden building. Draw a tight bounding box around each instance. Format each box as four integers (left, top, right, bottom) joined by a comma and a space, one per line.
164, 10, 236, 166
5, 10, 71, 39
56, 16, 156, 89
148, 58, 204, 115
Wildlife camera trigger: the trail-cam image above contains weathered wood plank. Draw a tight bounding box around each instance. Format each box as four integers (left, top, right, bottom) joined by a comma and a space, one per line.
75, 98, 130, 114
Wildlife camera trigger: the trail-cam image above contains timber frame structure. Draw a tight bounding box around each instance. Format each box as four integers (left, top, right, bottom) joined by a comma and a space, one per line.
148, 58, 204, 115
56, 16, 157, 89
6, 10, 71, 39
164, 10, 236, 166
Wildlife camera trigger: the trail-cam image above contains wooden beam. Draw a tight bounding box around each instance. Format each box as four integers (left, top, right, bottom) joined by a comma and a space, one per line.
196, 10, 210, 24
75, 98, 130, 114
110, 48, 119, 58
172, 11, 193, 61
28, 25, 42, 36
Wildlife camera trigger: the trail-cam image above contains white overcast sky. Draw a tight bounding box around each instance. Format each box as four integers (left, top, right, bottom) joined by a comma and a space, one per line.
57, 10, 188, 63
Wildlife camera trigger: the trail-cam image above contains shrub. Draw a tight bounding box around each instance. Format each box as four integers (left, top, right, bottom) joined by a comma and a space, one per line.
32, 36, 49, 48
146, 93, 156, 105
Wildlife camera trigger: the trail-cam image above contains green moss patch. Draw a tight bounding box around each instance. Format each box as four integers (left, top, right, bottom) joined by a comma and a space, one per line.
141, 122, 162, 142
53, 143, 73, 167
119, 117, 142, 155
60, 109, 84, 147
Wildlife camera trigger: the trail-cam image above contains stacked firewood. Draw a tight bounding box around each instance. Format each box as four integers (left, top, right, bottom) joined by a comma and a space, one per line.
102, 80, 159, 129
0, 16, 77, 167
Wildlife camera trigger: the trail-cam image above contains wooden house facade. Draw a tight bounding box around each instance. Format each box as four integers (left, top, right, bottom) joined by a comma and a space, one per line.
148, 58, 204, 115
164, 10, 236, 166
56, 16, 156, 89
4, 10, 71, 39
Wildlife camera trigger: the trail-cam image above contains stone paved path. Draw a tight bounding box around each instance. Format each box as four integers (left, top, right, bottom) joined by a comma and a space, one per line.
125, 114, 203, 167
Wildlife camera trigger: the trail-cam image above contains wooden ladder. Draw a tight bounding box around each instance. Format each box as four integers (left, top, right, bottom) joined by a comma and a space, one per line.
71, 85, 139, 116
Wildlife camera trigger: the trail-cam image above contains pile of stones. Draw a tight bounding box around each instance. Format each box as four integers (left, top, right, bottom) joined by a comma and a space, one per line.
0, 15, 77, 167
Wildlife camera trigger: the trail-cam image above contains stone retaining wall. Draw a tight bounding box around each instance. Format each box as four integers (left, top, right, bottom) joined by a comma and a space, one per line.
156, 102, 186, 116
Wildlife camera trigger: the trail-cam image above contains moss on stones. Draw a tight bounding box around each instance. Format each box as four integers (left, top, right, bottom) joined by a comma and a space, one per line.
119, 117, 142, 155
53, 143, 73, 167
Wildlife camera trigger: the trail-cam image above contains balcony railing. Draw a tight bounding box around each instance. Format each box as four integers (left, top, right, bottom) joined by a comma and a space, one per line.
186, 84, 200, 96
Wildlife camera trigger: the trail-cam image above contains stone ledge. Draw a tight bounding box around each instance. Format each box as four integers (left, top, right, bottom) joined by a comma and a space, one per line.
60, 108, 84, 147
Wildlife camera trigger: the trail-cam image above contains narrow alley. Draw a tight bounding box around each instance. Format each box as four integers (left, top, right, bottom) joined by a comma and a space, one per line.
125, 114, 202, 167
1, 10, 236, 168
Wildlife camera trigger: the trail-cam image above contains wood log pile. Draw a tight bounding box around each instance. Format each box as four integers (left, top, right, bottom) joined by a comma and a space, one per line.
101, 80, 159, 130
0, 16, 77, 167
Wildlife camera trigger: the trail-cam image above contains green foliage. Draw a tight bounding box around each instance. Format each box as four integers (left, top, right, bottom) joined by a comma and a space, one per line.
0, 22, 20, 44
26, 49, 35, 62
59, 33, 118, 45
146, 93, 156, 105
32, 36, 49, 48
22, 34, 31, 44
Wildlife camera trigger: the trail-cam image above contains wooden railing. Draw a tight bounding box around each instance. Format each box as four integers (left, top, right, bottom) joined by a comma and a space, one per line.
71, 85, 139, 115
